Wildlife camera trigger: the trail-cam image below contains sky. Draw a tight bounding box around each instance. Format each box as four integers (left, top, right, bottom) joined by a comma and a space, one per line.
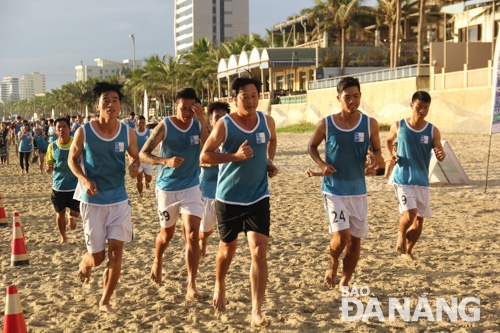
1, 0, 378, 92
0, 0, 322, 91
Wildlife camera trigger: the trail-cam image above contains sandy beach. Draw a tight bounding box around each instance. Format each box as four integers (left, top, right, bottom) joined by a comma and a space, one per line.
0, 131, 499, 332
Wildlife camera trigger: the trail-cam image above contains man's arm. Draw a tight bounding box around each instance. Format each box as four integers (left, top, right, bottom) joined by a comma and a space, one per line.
193, 103, 209, 145
200, 119, 253, 165
127, 128, 140, 178
307, 119, 335, 175
385, 121, 399, 166
265, 115, 278, 178
68, 127, 97, 196
432, 126, 446, 161
139, 121, 184, 168
368, 117, 382, 163
45, 143, 54, 173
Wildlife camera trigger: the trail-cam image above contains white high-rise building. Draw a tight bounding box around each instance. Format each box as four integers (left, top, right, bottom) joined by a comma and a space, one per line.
0, 76, 20, 103
174, 0, 249, 57
21, 72, 46, 101
75, 58, 142, 83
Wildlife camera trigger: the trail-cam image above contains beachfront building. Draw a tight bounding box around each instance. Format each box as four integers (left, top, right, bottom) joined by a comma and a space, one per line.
21, 72, 46, 101
75, 58, 142, 83
0, 76, 20, 103
174, 0, 249, 57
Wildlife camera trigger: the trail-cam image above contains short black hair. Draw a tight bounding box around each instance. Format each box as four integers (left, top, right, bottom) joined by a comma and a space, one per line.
207, 102, 230, 116
93, 82, 124, 104
175, 88, 197, 102
138, 115, 146, 121
54, 117, 70, 127
130, 112, 135, 117
337, 77, 360, 95
230, 77, 262, 97
412, 91, 431, 104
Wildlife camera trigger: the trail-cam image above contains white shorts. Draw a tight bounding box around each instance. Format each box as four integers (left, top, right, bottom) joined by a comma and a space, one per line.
80, 200, 133, 253
323, 193, 368, 238
156, 186, 204, 228
138, 162, 153, 176
200, 198, 217, 232
393, 184, 432, 218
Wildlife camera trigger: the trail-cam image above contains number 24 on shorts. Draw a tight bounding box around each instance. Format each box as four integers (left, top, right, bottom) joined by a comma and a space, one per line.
331, 210, 346, 223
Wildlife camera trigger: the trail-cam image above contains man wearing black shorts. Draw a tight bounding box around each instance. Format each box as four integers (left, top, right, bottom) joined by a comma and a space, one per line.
46, 118, 80, 243
200, 77, 278, 328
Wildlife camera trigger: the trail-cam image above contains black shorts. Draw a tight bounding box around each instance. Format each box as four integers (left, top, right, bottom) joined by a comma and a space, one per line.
51, 190, 80, 213
215, 197, 270, 243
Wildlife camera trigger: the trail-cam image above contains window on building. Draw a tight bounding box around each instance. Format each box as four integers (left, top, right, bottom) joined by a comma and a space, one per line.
459, 25, 482, 42
276, 75, 284, 90
287, 73, 294, 91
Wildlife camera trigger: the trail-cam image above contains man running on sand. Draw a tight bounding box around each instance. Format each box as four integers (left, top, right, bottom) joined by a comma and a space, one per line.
200, 76, 278, 327
139, 87, 208, 300
385, 91, 445, 261
308, 77, 381, 292
68, 82, 139, 312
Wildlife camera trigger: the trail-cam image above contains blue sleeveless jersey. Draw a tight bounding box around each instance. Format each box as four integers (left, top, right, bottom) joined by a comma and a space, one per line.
156, 117, 201, 192
135, 128, 151, 151
34, 134, 49, 153
48, 126, 58, 143
393, 119, 434, 187
126, 118, 136, 129
200, 166, 218, 199
216, 112, 270, 205
80, 122, 129, 205
51, 138, 78, 191
19, 132, 33, 152
15, 123, 23, 135
322, 114, 370, 196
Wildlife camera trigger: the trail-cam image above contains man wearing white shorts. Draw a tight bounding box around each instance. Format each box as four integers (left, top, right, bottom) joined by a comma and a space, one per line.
135, 115, 152, 197
199, 101, 230, 256
139, 87, 208, 299
68, 82, 139, 312
308, 77, 381, 292
386, 91, 445, 261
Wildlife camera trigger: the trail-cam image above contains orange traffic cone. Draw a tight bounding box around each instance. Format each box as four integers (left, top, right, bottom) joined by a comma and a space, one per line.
0, 197, 7, 228
11, 213, 29, 267
3, 286, 27, 333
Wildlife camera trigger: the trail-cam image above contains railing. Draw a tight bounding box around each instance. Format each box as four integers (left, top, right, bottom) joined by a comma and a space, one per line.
431, 62, 492, 91
278, 94, 307, 104
308, 64, 429, 90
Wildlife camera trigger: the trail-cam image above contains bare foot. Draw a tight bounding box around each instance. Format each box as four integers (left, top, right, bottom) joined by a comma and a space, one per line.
99, 303, 117, 313
78, 261, 91, 283
145, 182, 150, 190
150, 259, 163, 284
324, 259, 339, 288
213, 284, 226, 312
339, 277, 349, 293
186, 288, 203, 301
60, 235, 67, 244
395, 232, 406, 254
69, 216, 76, 230
402, 253, 416, 261
251, 316, 270, 328
199, 238, 207, 257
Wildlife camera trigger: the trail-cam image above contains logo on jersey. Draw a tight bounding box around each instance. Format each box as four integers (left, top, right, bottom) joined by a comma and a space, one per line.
190, 135, 200, 145
115, 142, 125, 152
420, 135, 429, 144
355, 132, 365, 142
256, 132, 266, 144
